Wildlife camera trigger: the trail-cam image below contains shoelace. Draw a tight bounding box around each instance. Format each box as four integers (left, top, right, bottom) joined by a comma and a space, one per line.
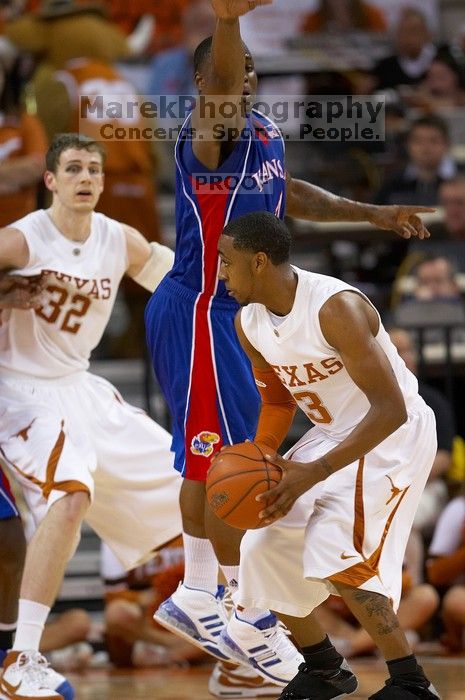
260, 623, 296, 659
295, 663, 344, 680
13, 651, 50, 688
222, 587, 235, 619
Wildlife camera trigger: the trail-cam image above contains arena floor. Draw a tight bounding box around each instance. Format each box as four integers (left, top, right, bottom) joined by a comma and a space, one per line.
70, 656, 465, 699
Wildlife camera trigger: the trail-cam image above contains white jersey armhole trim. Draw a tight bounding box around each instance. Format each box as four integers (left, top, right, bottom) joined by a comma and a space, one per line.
9, 224, 35, 270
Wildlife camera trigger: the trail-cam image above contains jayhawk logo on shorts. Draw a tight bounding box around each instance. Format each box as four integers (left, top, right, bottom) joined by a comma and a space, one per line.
190, 431, 220, 457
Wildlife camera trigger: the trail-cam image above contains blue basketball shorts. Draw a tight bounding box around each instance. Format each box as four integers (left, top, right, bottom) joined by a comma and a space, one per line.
0, 466, 19, 520
145, 276, 260, 480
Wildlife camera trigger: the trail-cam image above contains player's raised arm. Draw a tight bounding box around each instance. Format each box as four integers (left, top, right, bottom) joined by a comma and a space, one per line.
234, 311, 296, 452
123, 224, 174, 292
285, 172, 435, 239
191, 1, 271, 168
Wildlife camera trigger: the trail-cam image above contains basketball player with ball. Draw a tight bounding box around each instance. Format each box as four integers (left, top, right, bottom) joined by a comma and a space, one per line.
215, 210, 440, 700
147, 0, 434, 693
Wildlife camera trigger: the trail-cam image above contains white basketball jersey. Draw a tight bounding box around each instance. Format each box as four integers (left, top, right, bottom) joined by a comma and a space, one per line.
0, 210, 127, 379
241, 267, 422, 441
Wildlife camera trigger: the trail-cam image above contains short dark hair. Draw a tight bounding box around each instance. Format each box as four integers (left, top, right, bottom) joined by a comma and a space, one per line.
222, 212, 291, 265
408, 115, 450, 142
193, 36, 251, 75
193, 36, 213, 75
46, 133, 107, 172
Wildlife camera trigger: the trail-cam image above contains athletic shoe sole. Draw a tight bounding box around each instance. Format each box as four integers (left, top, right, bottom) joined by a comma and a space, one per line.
154, 605, 230, 661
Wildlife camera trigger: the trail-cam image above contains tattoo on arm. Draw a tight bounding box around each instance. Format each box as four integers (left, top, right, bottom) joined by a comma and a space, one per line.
316, 456, 332, 477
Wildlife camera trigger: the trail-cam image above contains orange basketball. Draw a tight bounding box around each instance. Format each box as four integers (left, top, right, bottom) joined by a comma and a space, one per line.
206, 442, 282, 530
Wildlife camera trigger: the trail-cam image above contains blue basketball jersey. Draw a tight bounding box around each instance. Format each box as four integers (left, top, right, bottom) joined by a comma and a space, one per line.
146, 109, 286, 479
169, 109, 286, 299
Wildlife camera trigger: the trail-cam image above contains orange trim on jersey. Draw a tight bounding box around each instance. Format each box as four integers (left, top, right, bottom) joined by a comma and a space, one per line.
43, 421, 66, 497
253, 366, 297, 451
329, 460, 410, 588
353, 457, 365, 556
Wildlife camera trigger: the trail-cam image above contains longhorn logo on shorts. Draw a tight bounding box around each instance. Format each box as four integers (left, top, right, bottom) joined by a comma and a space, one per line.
190, 431, 220, 457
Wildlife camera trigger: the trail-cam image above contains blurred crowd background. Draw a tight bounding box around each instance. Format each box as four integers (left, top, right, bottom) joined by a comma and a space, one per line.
2, 0, 465, 675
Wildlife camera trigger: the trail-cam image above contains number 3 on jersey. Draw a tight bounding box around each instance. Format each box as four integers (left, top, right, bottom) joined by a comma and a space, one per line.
36, 284, 91, 334
293, 390, 333, 424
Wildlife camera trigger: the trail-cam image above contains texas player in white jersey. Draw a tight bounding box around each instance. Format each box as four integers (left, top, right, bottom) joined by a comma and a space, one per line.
216, 211, 440, 700
0, 133, 180, 700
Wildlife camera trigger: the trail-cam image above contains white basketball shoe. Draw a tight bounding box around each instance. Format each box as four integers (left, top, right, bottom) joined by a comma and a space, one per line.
209, 660, 282, 698
218, 613, 304, 687
0, 651, 66, 699
153, 583, 231, 661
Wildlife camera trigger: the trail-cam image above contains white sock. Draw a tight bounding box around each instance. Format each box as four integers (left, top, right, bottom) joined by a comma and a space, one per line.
236, 607, 271, 624
182, 534, 218, 595
12, 600, 50, 652
220, 564, 240, 591
219, 565, 269, 622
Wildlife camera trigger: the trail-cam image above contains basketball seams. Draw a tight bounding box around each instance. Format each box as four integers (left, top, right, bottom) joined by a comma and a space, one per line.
206, 466, 280, 490
206, 441, 283, 528
219, 478, 280, 521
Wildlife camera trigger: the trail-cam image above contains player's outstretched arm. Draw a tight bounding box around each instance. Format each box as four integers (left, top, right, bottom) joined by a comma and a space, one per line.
285, 173, 435, 239
0, 273, 45, 309
257, 292, 408, 523
234, 311, 296, 451
123, 225, 174, 292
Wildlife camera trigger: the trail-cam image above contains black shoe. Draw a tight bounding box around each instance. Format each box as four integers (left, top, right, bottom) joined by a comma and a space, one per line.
369, 676, 441, 699
278, 661, 358, 699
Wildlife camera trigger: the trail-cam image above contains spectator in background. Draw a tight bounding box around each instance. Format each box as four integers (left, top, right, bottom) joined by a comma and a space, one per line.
427, 493, 465, 652
413, 255, 461, 301
375, 116, 457, 206
147, 0, 215, 103
449, 22, 465, 78
301, 0, 387, 34
0, 55, 47, 226
401, 54, 465, 113
388, 327, 456, 584
406, 177, 465, 273
439, 177, 465, 241
373, 8, 436, 91
373, 0, 439, 35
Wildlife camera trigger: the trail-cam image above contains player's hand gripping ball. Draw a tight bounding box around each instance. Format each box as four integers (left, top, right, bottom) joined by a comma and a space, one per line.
206, 442, 282, 529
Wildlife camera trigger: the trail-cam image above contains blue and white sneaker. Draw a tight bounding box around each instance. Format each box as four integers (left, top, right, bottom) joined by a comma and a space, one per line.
218, 613, 303, 687
153, 583, 230, 661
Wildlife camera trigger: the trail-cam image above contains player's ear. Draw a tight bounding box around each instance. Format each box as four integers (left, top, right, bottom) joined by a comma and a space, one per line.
254, 252, 267, 273
194, 71, 204, 92
43, 170, 55, 193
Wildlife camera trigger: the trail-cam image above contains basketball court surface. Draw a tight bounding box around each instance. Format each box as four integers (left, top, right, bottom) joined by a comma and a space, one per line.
70, 656, 465, 699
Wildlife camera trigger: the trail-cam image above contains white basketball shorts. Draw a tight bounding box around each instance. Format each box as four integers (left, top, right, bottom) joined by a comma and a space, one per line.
0, 372, 182, 569
234, 403, 436, 616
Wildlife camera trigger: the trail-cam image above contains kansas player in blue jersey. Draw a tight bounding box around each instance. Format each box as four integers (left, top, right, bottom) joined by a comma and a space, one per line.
146, 1, 435, 692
